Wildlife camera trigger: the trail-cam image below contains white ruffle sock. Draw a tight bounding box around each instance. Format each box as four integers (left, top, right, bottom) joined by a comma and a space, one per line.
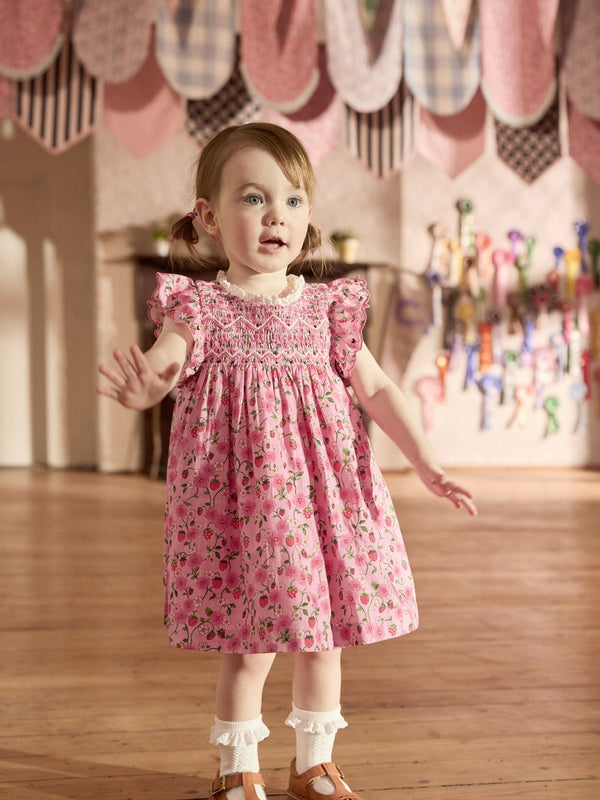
285, 704, 351, 795
210, 716, 270, 800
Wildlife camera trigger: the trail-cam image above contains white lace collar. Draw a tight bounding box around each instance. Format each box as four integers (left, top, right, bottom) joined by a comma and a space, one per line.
216, 270, 305, 306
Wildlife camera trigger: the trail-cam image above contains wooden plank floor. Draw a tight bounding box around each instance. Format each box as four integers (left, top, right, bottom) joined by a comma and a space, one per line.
0, 467, 598, 799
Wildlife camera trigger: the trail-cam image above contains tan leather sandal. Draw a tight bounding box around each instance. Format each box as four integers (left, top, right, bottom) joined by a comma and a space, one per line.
209, 770, 266, 800
287, 759, 363, 800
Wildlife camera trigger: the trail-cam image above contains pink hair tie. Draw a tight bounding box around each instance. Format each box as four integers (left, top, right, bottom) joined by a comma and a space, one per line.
186, 209, 198, 219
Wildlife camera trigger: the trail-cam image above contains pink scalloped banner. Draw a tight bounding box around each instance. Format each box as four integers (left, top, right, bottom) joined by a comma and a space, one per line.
441, 0, 474, 50
0, 0, 63, 79
417, 87, 486, 178
72, 0, 154, 84
241, 0, 318, 113
480, 0, 559, 126
568, 101, 600, 183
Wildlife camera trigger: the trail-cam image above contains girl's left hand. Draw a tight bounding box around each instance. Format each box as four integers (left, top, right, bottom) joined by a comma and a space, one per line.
418, 466, 478, 516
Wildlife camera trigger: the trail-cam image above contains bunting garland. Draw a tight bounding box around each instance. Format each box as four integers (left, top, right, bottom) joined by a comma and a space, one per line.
0, 3, 597, 185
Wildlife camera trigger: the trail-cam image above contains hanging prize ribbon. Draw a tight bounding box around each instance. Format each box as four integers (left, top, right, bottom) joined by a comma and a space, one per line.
570, 382, 587, 433
413, 376, 443, 432
543, 396, 560, 436
478, 373, 502, 430
508, 384, 534, 428
501, 351, 518, 405
435, 353, 450, 401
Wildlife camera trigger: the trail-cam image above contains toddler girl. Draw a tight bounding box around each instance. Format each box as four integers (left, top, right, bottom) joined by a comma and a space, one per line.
98, 123, 476, 800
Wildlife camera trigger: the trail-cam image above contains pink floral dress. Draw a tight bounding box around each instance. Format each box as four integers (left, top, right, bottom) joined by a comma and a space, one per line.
148, 270, 418, 654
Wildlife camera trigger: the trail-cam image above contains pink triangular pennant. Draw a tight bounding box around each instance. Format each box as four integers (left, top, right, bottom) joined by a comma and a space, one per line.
103, 28, 182, 159
568, 101, 600, 184
263, 46, 340, 165
73, 0, 155, 84
241, 0, 319, 112
441, 0, 474, 50
480, 0, 559, 126
0, 0, 63, 79
417, 88, 486, 178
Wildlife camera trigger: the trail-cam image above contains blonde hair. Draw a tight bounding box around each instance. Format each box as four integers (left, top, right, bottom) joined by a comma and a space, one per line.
170, 123, 321, 269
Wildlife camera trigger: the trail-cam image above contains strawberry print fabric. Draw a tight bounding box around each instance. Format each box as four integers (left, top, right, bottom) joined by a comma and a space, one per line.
148, 272, 418, 654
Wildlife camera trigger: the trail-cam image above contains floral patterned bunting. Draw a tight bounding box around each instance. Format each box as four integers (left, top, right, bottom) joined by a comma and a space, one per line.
72, 0, 155, 84
0, 0, 63, 79
240, 0, 319, 113
325, 0, 403, 114
480, 0, 559, 126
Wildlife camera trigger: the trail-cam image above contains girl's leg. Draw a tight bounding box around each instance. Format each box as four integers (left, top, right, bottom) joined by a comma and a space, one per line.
211, 653, 276, 800
287, 650, 353, 796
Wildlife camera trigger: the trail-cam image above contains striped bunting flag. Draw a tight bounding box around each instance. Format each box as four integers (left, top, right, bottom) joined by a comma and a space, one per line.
343, 81, 415, 179
14, 38, 98, 153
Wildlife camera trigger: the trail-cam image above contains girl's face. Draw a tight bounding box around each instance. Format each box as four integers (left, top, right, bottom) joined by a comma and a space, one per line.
197, 146, 312, 283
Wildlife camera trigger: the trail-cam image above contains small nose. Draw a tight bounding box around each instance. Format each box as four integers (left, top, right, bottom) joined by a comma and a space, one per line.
266, 205, 286, 225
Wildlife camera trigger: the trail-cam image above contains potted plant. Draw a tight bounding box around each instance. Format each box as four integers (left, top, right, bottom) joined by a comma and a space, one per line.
330, 229, 359, 264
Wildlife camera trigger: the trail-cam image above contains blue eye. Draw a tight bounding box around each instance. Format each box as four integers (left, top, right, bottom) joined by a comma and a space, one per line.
244, 194, 261, 205
287, 197, 302, 208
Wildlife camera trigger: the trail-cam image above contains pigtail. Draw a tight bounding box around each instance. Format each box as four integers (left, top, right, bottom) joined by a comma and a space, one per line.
289, 222, 325, 278
169, 212, 199, 257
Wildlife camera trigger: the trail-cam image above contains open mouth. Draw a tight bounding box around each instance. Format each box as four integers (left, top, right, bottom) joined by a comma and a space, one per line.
260, 237, 286, 248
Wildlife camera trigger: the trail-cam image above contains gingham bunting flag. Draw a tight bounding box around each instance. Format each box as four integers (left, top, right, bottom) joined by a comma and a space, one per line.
343, 80, 415, 179
186, 41, 261, 149
0, 0, 64, 79
404, 0, 480, 115
324, 0, 403, 114
264, 45, 340, 165
562, 0, 600, 120
494, 95, 561, 184
103, 28, 182, 159
417, 87, 486, 178
241, 0, 319, 113
156, 0, 236, 99
72, 0, 154, 84
568, 101, 600, 184
480, 0, 559, 126
13, 37, 98, 153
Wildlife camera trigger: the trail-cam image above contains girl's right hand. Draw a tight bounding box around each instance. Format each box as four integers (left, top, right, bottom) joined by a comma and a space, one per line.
97, 345, 180, 410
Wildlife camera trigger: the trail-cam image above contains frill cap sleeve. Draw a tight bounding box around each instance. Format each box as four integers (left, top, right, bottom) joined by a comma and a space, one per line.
328, 276, 370, 385
147, 272, 205, 380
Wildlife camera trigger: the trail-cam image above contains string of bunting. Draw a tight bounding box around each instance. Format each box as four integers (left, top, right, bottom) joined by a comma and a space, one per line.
0, 0, 598, 185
